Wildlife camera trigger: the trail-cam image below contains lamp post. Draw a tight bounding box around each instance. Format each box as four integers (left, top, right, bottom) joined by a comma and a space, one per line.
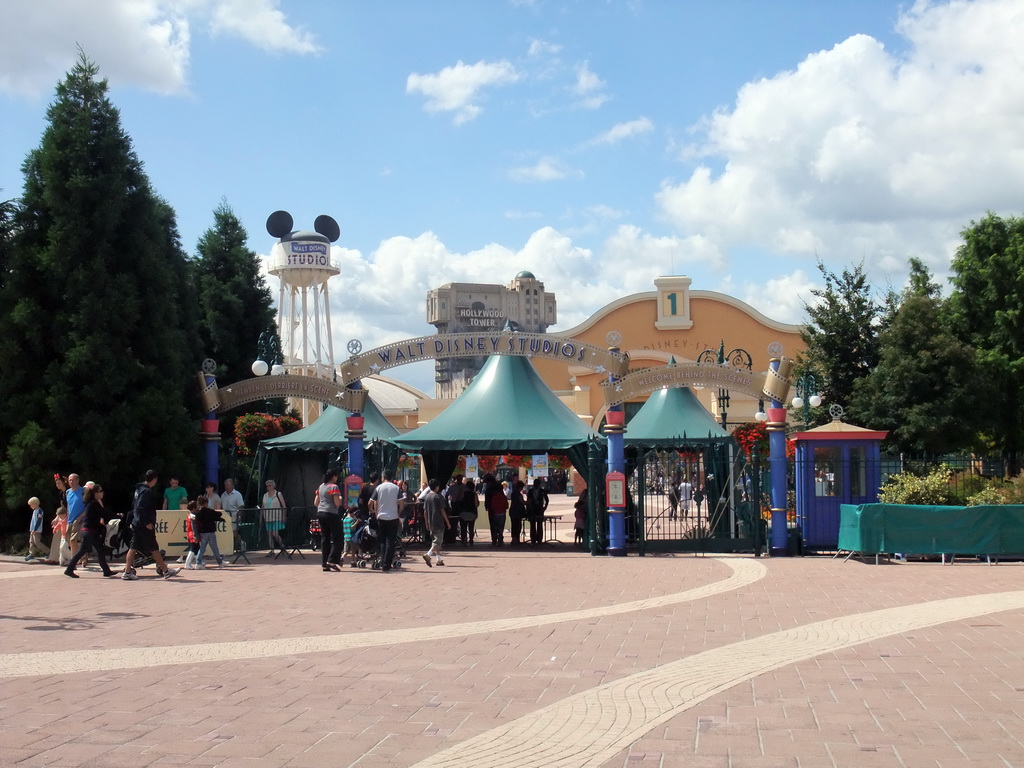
790, 373, 823, 429
696, 340, 753, 429
251, 330, 285, 378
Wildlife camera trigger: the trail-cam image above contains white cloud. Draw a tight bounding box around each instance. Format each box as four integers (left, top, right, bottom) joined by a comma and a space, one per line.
406, 59, 520, 125
0, 0, 318, 98
571, 60, 609, 109
588, 116, 654, 146
508, 156, 581, 182
719, 269, 818, 326
208, 0, 320, 54
657, 0, 1024, 284
528, 38, 562, 58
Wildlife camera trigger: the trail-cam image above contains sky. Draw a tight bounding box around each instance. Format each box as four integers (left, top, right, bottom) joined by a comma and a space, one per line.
2, 0, 1024, 395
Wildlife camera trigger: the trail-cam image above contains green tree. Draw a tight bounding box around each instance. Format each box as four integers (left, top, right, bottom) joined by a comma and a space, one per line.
946, 213, 1024, 465
0, 55, 201, 512
194, 201, 277, 386
798, 261, 883, 425
851, 258, 983, 454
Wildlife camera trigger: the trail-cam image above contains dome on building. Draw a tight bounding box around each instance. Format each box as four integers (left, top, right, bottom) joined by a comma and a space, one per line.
515, 270, 536, 279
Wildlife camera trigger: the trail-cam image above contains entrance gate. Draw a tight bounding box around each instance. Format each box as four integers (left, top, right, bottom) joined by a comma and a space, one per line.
628, 445, 764, 555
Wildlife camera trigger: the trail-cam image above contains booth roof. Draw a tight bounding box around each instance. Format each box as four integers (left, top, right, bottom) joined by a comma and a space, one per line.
623, 384, 731, 447
391, 353, 599, 452
259, 397, 398, 452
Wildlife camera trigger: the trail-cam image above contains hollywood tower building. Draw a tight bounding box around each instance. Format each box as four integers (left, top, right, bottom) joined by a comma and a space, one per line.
427, 271, 557, 398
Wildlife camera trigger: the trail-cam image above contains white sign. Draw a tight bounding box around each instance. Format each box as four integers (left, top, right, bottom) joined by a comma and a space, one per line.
465, 456, 479, 477
532, 454, 549, 474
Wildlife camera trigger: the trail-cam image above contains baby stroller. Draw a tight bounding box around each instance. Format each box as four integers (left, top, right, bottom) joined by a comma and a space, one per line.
352, 516, 403, 570
104, 517, 131, 560
309, 517, 321, 551
105, 515, 160, 569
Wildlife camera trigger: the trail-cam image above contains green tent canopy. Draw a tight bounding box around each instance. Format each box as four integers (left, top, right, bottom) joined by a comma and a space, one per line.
624, 385, 731, 448
392, 353, 601, 479
259, 401, 398, 452
254, 399, 399, 507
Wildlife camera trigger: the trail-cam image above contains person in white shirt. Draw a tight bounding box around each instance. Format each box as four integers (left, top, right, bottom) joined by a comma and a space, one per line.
221, 478, 245, 551
369, 471, 403, 572
678, 479, 693, 519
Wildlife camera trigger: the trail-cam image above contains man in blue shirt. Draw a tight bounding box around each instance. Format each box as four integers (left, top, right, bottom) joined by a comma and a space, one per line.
65, 473, 85, 559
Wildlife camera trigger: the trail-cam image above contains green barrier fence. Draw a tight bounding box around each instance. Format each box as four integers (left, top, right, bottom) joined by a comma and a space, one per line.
839, 503, 1024, 555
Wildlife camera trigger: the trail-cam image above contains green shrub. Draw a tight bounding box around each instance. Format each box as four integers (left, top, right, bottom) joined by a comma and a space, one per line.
878, 466, 956, 505
966, 486, 1007, 506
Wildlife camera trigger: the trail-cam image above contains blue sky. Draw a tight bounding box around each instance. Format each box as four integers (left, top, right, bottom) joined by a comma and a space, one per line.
3, 0, 1023, 395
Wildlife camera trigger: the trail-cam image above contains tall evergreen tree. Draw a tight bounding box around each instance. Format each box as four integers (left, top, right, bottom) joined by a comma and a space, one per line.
799, 261, 883, 423
0, 55, 200, 511
194, 201, 276, 386
946, 212, 1024, 464
851, 259, 983, 454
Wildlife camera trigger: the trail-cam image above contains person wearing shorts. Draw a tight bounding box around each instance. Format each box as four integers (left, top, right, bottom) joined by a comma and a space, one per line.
122, 470, 181, 580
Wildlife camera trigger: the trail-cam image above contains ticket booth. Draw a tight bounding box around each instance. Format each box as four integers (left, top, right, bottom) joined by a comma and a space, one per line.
792, 417, 887, 552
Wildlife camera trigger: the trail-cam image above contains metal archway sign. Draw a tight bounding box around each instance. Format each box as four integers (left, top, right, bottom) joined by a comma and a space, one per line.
336, 331, 629, 385
198, 373, 368, 414
198, 334, 792, 413
600, 359, 793, 408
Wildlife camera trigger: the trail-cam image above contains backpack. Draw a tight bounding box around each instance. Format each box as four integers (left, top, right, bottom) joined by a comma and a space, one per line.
126, 483, 146, 530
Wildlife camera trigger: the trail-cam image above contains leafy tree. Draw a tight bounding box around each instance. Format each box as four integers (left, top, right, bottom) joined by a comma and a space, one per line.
0, 196, 17, 290
946, 213, 1024, 465
0, 55, 201, 513
194, 201, 277, 386
851, 258, 983, 454
798, 261, 883, 425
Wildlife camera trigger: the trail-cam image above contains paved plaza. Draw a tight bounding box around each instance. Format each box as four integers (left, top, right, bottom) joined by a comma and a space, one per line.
2, 498, 1024, 767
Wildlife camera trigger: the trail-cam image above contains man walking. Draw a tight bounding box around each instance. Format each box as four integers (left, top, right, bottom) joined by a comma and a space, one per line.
369, 471, 404, 571
65, 473, 85, 559
122, 470, 181, 580
421, 478, 450, 568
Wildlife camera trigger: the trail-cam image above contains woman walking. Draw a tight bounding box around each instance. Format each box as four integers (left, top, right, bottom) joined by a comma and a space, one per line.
64, 485, 115, 578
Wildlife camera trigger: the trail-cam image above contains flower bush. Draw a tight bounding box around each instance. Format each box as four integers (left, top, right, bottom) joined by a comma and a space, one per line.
731, 422, 794, 459
234, 413, 285, 456
503, 454, 532, 469
477, 455, 500, 474
548, 455, 572, 471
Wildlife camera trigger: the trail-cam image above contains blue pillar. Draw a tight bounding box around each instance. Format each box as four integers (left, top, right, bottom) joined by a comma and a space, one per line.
200, 373, 220, 486
766, 357, 789, 556
605, 353, 627, 556
346, 381, 366, 478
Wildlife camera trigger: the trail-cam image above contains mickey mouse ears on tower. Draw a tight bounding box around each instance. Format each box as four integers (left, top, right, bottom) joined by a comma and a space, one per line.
266, 210, 340, 243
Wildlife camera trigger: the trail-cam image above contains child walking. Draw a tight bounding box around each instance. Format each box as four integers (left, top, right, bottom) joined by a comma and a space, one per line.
183, 501, 202, 569
46, 505, 70, 566
341, 506, 358, 567
25, 497, 48, 560
194, 495, 225, 568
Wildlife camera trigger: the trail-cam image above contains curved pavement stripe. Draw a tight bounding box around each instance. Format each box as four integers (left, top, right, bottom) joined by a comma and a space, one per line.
0, 557, 766, 679
409, 589, 1024, 768
0, 568, 64, 580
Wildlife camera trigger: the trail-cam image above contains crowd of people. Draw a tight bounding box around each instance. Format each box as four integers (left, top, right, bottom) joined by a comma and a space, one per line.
25, 467, 583, 577
24, 470, 250, 580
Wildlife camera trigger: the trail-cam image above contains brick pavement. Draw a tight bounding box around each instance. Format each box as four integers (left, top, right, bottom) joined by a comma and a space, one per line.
1, 530, 1022, 768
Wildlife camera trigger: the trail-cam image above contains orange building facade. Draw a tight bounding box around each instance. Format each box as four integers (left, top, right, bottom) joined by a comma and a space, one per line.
532, 276, 806, 431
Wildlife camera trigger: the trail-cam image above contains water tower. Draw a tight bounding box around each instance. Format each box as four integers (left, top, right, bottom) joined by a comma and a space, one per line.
265, 210, 341, 423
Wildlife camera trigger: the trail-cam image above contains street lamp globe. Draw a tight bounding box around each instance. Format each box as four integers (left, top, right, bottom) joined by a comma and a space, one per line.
809, 394, 823, 408
754, 410, 768, 422
791, 395, 804, 410
251, 359, 269, 377
271, 363, 286, 376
